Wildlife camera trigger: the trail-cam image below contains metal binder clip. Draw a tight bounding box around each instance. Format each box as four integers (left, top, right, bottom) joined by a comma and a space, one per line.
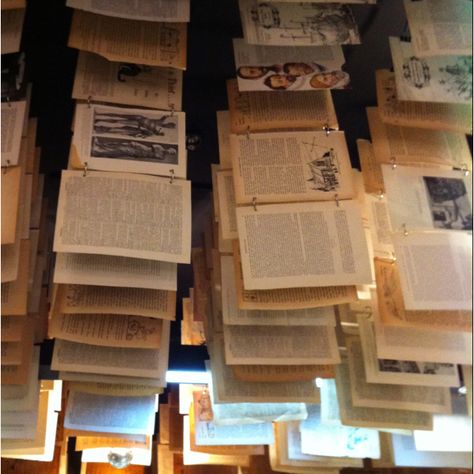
390, 157, 397, 169
246, 126, 251, 140
83, 161, 88, 177
334, 194, 340, 207
402, 224, 408, 236
2, 159, 11, 174
252, 197, 257, 211
108, 451, 133, 469
378, 189, 384, 200
87, 96, 92, 108
169, 169, 175, 184
323, 124, 333, 136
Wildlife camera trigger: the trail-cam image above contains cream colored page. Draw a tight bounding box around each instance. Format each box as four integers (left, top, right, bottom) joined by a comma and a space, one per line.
357, 139, 384, 195
221, 255, 336, 326
59, 371, 165, 388
357, 314, 460, 388
236, 200, 372, 290
72, 52, 183, 110
216, 170, 238, 240
227, 79, 338, 134
404, 0, 472, 57
1, 315, 25, 341
231, 130, 354, 204
335, 364, 433, 431
49, 313, 162, 348
66, 0, 190, 22
1, 165, 22, 244
53, 170, 191, 263
1, 0, 26, 8
68, 10, 187, 69
51, 320, 170, 380
158, 444, 173, 473
1, 8, 24, 54
20, 173, 32, 239
393, 231, 472, 311
1, 239, 21, 282
54, 283, 176, 319
367, 107, 472, 168
181, 297, 205, 345
239, 1, 360, 46
64, 391, 156, 435
390, 37, 472, 105
208, 338, 321, 403
364, 193, 394, 259
75, 435, 149, 451
1, 101, 26, 166
53, 252, 177, 291
382, 164, 472, 232
376, 69, 472, 135
223, 324, 340, 365
216, 111, 232, 169
72, 103, 187, 179
69, 382, 162, 397
347, 337, 451, 414
211, 164, 220, 221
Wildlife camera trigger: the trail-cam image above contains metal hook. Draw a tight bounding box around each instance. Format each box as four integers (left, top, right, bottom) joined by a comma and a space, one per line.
335, 194, 340, 207
378, 189, 384, 200
390, 157, 397, 170
83, 161, 88, 177
87, 96, 92, 108
402, 224, 408, 236
169, 169, 175, 184
252, 197, 257, 211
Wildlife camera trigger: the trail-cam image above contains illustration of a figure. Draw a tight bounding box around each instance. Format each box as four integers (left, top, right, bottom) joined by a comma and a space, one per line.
307, 149, 340, 191
197, 390, 213, 422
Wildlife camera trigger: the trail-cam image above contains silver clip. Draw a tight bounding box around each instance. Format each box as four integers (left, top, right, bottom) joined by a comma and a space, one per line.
402, 223, 408, 236
460, 164, 470, 177
169, 169, 175, 184
246, 126, 251, 140
323, 124, 331, 136
390, 157, 397, 170
335, 193, 340, 207
252, 197, 257, 211
2, 159, 11, 174
83, 161, 88, 177
378, 189, 384, 200
87, 96, 92, 108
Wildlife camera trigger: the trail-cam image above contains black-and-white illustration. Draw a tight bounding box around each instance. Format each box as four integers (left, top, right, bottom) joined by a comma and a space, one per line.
438, 56, 473, 101
91, 137, 178, 164
304, 148, 340, 192
379, 359, 456, 375
423, 177, 472, 230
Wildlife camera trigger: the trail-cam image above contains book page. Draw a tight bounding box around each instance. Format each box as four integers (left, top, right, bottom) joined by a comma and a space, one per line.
216, 111, 232, 170
232, 364, 334, 383
239, 1, 360, 46
181, 297, 205, 346
375, 258, 471, 332
211, 164, 221, 222
358, 314, 460, 388
1, 101, 26, 166
49, 313, 163, 348
376, 69, 472, 134
1, 8, 24, 55
236, 200, 372, 290
382, 164, 472, 232
192, 248, 211, 323
390, 36, 472, 104
227, 79, 338, 134
232, 241, 358, 309
72, 51, 182, 111
1, 348, 33, 385
1, 315, 25, 341
364, 194, 394, 260
53, 170, 191, 263
64, 391, 156, 435
1, 0, 26, 9
68, 10, 187, 69
1, 239, 21, 283
53, 283, 176, 319
54, 252, 177, 291
72, 103, 187, 178
81, 445, 152, 465
368, 107, 472, 169
216, 170, 238, 240
233, 38, 349, 91
1, 165, 22, 244
75, 434, 150, 450
346, 337, 452, 414
60, 370, 165, 388
221, 255, 336, 326
69, 381, 162, 397
230, 130, 354, 204
392, 231, 472, 311
66, 0, 190, 22
224, 324, 340, 365
51, 320, 170, 380
404, 0, 472, 57
357, 139, 384, 195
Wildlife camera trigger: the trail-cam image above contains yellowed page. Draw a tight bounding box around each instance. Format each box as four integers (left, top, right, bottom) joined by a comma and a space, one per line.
1, 239, 21, 283
1, 322, 33, 366
357, 139, 384, 195
1, 0, 26, 9
375, 258, 471, 332
53, 170, 191, 263
68, 382, 162, 397
376, 69, 472, 134
216, 170, 238, 240
211, 164, 220, 222
1, 314, 26, 341
75, 435, 150, 451
1, 8, 24, 54
191, 248, 211, 323
2, 101, 27, 166
232, 364, 334, 383
53, 283, 176, 320
60, 370, 165, 388
68, 10, 187, 69
1, 353, 31, 385
227, 79, 337, 134
1, 166, 22, 245
230, 130, 354, 204
216, 110, 232, 170
181, 297, 205, 346
233, 241, 357, 310
49, 313, 163, 348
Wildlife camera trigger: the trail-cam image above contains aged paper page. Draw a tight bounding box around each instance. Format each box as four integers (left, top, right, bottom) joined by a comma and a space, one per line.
227, 79, 338, 134
1, 239, 21, 282
375, 258, 471, 332
239, 1, 360, 46
72, 51, 182, 110
64, 391, 156, 435
1, 165, 22, 244
181, 297, 205, 346
232, 364, 334, 383
368, 107, 472, 169
60, 370, 165, 388
404, 0, 472, 57
211, 164, 221, 222
364, 194, 394, 260
1, 0, 26, 9
69, 10, 187, 69
192, 248, 211, 323
69, 381, 162, 397
216, 111, 232, 170
392, 231, 472, 311
376, 69, 472, 134
66, 0, 190, 22
216, 170, 238, 241
347, 337, 451, 414
1, 8, 24, 54
233, 241, 357, 309
236, 200, 372, 290
382, 164, 472, 232
53, 170, 191, 263
233, 38, 349, 91
230, 130, 354, 204
390, 37, 472, 104
2, 101, 26, 166
1, 315, 25, 341
221, 255, 336, 326
51, 320, 170, 380
223, 324, 340, 365
75, 435, 149, 451
357, 139, 384, 194
49, 313, 162, 348
72, 103, 187, 178
54, 252, 177, 291
358, 314, 460, 388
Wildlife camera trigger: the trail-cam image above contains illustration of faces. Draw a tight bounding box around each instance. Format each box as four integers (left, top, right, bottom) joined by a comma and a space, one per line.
309, 70, 348, 89
264, 74, 297, 90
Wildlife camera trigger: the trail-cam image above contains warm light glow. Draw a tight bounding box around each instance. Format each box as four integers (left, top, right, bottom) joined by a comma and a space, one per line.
165, 370, 209, 384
